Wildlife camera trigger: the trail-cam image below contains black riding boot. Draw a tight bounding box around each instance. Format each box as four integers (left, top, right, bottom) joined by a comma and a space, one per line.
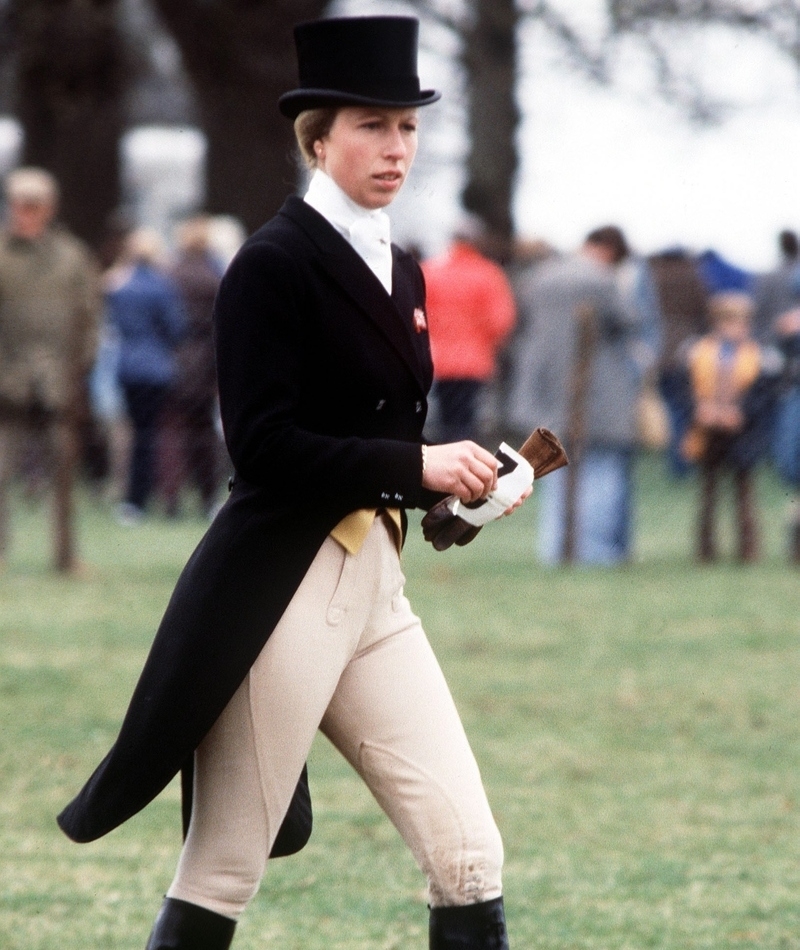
145, 897, 236, 950
429, 897, 510, 949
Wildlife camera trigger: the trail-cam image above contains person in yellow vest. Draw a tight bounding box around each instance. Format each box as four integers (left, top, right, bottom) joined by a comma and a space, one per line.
682, 291, 774, 562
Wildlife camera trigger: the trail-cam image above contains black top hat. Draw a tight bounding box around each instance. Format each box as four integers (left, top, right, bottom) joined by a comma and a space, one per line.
278, 16, 441, 119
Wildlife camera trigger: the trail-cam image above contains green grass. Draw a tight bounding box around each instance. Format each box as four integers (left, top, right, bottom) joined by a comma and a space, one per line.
1, 455, 798, 949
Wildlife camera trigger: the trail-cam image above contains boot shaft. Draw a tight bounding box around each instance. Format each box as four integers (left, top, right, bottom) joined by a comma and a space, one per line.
429, 897, 509, 949
145, 898, 236, 950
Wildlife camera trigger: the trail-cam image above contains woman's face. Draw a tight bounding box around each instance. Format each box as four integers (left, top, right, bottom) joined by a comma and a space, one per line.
315, 106, 419, 210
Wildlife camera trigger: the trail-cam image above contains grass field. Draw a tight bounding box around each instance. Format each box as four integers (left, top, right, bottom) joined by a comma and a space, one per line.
1, 453, 798, 949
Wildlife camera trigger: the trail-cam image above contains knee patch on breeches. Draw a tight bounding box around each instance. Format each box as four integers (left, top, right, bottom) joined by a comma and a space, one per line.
358, 740, 504, 907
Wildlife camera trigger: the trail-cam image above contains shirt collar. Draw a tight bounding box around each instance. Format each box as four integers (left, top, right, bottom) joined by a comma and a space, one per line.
304, 170, 387, 240
303, 169, 392, 294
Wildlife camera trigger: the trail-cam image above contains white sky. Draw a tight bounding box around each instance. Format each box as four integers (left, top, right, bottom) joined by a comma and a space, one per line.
514, 14, 800, 270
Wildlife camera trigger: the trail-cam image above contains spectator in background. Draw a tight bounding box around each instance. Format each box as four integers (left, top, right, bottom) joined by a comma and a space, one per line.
613, 231, 662, 551
510, 226, 645, 565
696, 249, 755, 296
752, 229, 799, 344
421, 217, 516, 442
159, 215, 224, 519
681, 292, 778, 563
616, 237, 661, 372
88, 301, 129, 504
106, 228, 185, 524
207, 214, 247, 270
0, 167, 100, 573
771, 304, 800, 564
503, 236, 556, 440
649, 248, 710, 477
89, 219, 134, 503
81, 214, 135, 492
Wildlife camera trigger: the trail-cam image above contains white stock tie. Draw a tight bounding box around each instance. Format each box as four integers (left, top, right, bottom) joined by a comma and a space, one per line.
348, 212, 392, 294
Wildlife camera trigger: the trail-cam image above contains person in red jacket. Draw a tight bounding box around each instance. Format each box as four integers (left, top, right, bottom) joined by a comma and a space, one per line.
422, 220, 516, 441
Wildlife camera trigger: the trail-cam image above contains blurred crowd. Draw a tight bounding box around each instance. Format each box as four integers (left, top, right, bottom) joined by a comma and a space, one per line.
0, 166, 243, 574
421, 219, 800, 568
1, 165, 798, 574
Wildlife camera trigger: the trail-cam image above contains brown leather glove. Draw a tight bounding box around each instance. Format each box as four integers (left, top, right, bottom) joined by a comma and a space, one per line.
516, 426, 571, 478
421, 427, 569, 551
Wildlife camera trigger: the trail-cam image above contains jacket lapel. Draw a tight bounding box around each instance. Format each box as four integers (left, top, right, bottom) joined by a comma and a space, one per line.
280, 197, 427, 392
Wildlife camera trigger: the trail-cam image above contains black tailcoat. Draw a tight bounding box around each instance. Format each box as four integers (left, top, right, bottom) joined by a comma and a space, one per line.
58, 197, 439, 852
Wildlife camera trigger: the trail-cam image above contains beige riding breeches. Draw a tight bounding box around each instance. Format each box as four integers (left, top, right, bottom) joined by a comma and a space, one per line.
167, 515, 503, 918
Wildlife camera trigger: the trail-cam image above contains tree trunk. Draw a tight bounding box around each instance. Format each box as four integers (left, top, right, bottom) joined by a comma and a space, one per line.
152, 0, 329, 236
197, 79, 299, 232
460, 0, 520, 254
563, 302, 598, 564
11, 0, 125, 251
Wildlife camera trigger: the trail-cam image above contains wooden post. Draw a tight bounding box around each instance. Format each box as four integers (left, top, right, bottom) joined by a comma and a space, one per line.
563, 301, 597, 564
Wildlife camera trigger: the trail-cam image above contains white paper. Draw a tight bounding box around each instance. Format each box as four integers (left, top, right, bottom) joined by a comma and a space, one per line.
445, 443, 534, 527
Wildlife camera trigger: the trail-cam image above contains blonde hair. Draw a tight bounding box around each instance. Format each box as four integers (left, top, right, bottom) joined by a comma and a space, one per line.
294, 108, 338, 169
175, 215, 211, 253
708, 291, 753, 326
125, 227, 167, 267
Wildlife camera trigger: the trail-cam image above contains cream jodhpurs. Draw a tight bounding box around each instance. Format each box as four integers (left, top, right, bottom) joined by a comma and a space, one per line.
167, 517, 503, 919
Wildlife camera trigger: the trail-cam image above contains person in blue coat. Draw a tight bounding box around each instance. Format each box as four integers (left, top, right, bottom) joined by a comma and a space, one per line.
105, 228, 186, 521
59, 16, 528, 950
771, 305, 800, 562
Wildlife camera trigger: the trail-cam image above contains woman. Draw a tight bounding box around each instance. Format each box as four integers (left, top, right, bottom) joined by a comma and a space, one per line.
160, 216, 224, 520
58, 16, 525, 949
105, 228, 186, 522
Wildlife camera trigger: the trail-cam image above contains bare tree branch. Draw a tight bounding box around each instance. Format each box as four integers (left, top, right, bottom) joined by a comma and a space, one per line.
521, 0, 611, 83
609, 0, 800, 64
518, 0, 800, 126
402, 0, 464, 34
639, 31, 731, 122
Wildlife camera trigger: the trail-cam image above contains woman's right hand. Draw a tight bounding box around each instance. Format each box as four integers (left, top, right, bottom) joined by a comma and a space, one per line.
422, 442, 499, 503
